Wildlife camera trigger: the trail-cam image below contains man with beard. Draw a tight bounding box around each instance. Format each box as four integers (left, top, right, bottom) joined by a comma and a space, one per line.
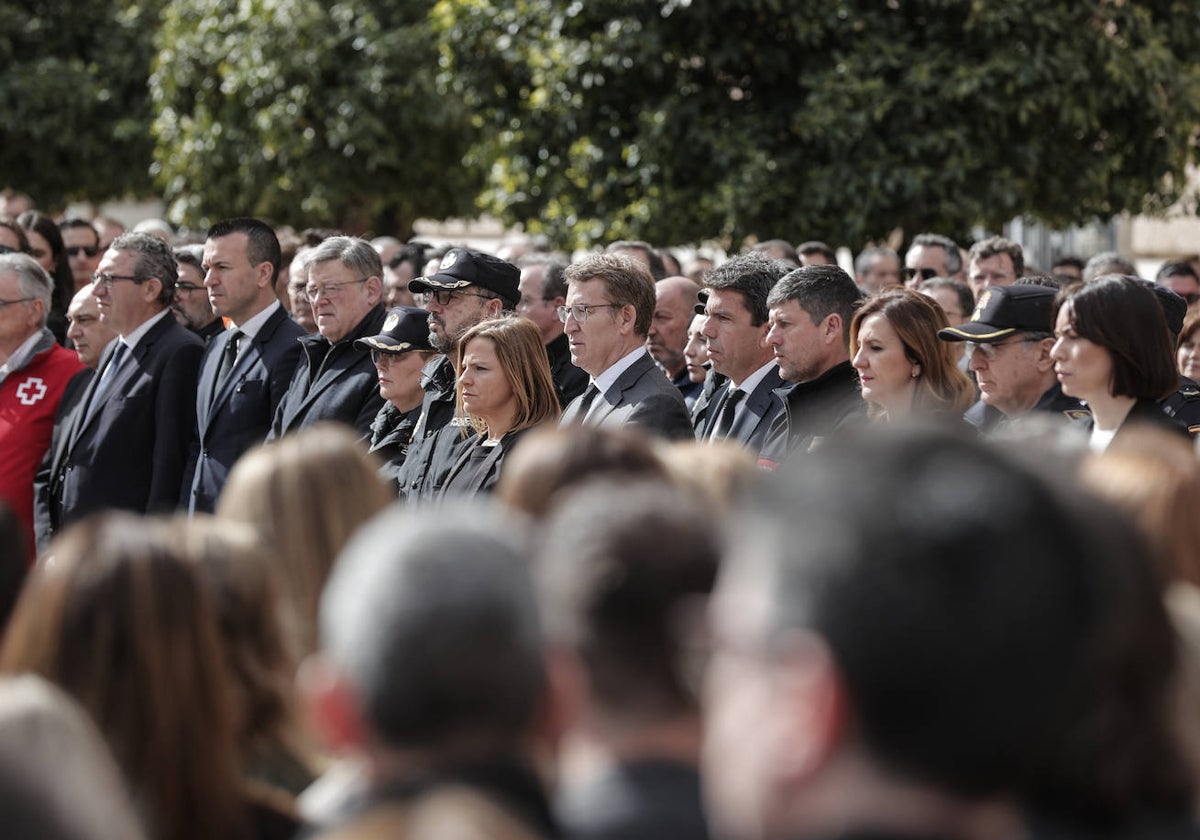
394, 248, 516, 501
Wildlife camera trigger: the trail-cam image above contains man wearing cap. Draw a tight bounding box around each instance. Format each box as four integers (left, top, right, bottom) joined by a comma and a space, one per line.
356, 306, 438, 489
394, 247, 515, 501
558, 254, 693, 440
183, 218, 305, 513
270, 236, 387, 440
938, 283, 1085, 433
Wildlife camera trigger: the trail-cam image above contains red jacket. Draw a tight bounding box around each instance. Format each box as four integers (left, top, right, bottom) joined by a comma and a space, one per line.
0, 335, 84, 560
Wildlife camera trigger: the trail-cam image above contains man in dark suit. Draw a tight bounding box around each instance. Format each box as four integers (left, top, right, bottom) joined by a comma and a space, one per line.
182, 218, 304, 513
695, 252, 787, 455
269, 236, 387, 440
42, 232, 203, 538
517, 255, 589, 405
558, 254, 692, 439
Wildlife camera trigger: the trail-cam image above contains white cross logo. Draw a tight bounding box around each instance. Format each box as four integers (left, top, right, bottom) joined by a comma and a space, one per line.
15, 377, 47, 406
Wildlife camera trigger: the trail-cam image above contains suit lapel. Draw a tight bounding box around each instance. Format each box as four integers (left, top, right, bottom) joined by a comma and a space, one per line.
591, 352, 655, 424
728, 367, 783, 441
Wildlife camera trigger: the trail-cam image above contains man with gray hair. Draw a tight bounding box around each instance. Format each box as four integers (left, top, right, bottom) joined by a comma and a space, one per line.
303, 501, 555, 839
270, 235, 387, 439
0, 254, 84, 558
1083, 251, 1137, 283
41, 233, 204, 539
853, 246, 901, 293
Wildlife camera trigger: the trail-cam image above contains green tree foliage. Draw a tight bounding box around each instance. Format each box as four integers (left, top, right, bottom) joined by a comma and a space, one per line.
150, 0, 482, 234
0, 0, 162, 209
435, 0, 1200, 249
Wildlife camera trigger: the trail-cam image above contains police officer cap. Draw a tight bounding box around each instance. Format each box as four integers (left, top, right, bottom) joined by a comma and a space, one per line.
408, 248, 520, 309
355, 306, 435, 354
938, 284, 1056, 342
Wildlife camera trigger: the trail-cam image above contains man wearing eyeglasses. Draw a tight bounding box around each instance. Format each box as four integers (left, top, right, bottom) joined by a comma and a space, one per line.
171, 245, 225, 344
903, 232, 964, 287
0, 253, 84, 559
269, 235, 387, 440
394, 248, 516, 501
41, 232, 204, 540
558, 254, 692, 439
938, 283, 1085, 433
59, 218, 103, 293
183, 218, 305, 513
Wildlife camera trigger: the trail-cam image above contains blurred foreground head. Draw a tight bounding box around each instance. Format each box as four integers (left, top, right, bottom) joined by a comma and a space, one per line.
705, 426, 1190, 840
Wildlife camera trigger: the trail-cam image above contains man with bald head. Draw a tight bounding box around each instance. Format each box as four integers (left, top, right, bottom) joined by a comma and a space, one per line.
647, 275, 703, 407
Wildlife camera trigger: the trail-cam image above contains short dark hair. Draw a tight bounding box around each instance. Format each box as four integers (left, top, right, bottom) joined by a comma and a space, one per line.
767, 264, 861, 348
109, 232, 177, 307
539, 481, 718, 720
969, 235, 1025, 278
703, 251, 788, 326
1156, 261, 1199, 284
206, 218, 282, 285
735, 427, 1189, 815
1056, 275, 1178, 401
1051, 256, 1084, 273
320, 502, 544, 753
58, 217, 100, 246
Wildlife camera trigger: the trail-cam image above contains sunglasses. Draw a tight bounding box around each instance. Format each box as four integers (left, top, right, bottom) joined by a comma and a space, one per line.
66, 245, 100, 258
904, 266, 939, 282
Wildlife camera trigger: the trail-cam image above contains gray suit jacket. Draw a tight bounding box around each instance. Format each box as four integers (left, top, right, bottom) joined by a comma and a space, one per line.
560, 351, 693, 440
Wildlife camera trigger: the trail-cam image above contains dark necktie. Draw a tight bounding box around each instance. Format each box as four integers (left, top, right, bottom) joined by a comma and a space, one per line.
713, 388, 744, 439
215, 330, 242, 394
575, 383, 601, 421
89, 342, 129, 411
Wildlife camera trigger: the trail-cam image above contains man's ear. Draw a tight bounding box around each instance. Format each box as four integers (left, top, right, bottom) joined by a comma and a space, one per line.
485, 297, 505, 318
822, 313, 842, 345
297, 653, 370, 753
769, 632, 849, 784
1034, 337, 1056, 373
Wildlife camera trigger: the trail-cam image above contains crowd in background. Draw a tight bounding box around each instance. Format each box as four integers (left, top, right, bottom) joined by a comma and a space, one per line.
4, 193, 1200, 840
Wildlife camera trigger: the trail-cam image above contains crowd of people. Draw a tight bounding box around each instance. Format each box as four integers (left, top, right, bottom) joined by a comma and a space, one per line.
2, 200, 1200, 839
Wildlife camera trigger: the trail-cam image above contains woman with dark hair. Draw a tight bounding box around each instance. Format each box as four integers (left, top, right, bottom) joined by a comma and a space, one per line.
16, 211, 72, 344
440, 315, 561, 498
1051, 275, 1185, 451
0, 218, 30, 254
850, 288, 975, 423
0, 514, 299, 840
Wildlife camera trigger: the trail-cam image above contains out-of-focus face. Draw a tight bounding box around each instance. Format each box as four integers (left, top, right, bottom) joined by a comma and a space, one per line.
375, 349, 429, 410
517, 266, 560, 344
967, 335, 1049, 417
858, 254, 901, 293
24, 229, 54, 273
288, 254, 316, 333
62, 226, 102, 291
1052, 263, 1083, 284
1162, 273, 1200, 303
0, 227, 21, 252
66, 284, 117, 369
766, 299, 829, 383
700, 288, 772, 387
922, 287, 968, 327
383, 260, 416, 309
684, 314, 708, 384
458, 336, 517, 431
1178, 330, 1200, 382
171, 261, 217, 331
967, 253, 1017, 299
647, 281, 695, 377
704, 552, 794, 840
852, 313, 918, 415
306, 259, 379, 344
904, 244, 948, 287
1051, 306, 1113, 403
